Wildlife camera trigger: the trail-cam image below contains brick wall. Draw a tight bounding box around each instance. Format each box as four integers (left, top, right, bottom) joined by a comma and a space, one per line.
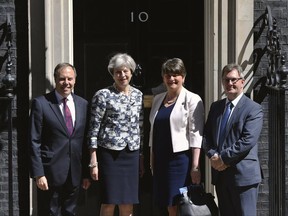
257, 97, 269, 215
254, 0, 288, 215
0, 1, 18, 216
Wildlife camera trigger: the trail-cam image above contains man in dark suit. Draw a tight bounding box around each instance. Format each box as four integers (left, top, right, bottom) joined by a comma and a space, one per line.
203, 63, 263, 216
29, 63, 91, 216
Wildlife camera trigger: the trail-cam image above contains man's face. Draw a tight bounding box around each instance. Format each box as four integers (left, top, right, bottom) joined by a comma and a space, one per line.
222, 69, 245, 100
55, 66, 76, 98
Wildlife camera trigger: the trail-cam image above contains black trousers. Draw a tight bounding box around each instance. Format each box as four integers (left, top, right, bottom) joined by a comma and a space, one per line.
37, 173, 80, 216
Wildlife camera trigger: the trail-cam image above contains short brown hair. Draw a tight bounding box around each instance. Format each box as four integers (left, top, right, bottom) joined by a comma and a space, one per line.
161, 58, 186, 77
221, 63, 244, 79
54, 63, 77, 80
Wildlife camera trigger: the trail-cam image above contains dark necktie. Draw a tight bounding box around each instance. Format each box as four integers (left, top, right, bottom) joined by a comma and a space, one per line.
63, 98, 73, 136
218, 102, 233, 146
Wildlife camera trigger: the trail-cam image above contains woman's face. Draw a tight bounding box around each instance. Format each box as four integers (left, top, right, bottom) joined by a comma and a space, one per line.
163, 73, 185, 92
113, 66, 132, 88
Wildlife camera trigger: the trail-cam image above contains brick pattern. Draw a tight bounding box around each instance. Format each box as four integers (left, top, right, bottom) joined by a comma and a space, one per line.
254, 0, 288, 215
0, 1, 18, 216
258, 98, 269, 215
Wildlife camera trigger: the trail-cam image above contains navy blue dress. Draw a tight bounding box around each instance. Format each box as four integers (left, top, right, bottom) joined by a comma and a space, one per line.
152, 103, 191, 207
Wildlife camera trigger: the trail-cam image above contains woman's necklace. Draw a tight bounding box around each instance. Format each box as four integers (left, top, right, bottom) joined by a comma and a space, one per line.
164, 94, 178, 106
166, 98, 177, 104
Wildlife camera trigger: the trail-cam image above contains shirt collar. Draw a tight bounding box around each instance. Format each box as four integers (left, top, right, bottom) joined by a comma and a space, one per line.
55, 90, 73, 103
226, 92, 244, 107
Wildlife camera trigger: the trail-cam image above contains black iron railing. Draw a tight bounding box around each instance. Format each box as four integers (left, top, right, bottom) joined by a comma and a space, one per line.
0, 14, 16, 216
261, 5, 287, 216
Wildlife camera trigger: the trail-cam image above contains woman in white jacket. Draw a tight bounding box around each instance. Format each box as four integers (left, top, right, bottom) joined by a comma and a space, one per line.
149, 58, 204, 216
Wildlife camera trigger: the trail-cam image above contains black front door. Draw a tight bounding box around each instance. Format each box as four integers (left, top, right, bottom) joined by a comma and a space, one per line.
73, 1, 204, 215
73, 0, 204, 100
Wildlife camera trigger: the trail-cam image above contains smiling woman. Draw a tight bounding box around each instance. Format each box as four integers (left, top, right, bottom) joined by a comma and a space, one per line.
149, 58, 204, 216
87, 53, 144, 216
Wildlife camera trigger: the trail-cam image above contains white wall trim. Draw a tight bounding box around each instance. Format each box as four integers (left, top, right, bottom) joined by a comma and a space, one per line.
44, 0, 74, 89
29, 1, 74, 215
204, 0, 254, 194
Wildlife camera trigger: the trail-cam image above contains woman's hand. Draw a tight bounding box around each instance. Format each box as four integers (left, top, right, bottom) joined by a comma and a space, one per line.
90, 166, 99, 181
190, 168, 201, 184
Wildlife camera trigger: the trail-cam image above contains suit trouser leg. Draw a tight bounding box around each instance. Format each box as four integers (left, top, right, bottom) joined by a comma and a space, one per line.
37, 179, 80, 216
216, 173, 259, 216
60, 177, 80, 216
37, 188, 54, 216
238, 184, 259, 216
45, 183, 80, 216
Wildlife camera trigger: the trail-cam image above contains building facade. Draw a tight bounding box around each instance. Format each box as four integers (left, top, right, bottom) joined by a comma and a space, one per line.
0, 0, 287, 215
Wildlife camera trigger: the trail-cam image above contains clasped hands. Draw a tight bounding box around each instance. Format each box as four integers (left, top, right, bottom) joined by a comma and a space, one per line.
210, 153, 229, 171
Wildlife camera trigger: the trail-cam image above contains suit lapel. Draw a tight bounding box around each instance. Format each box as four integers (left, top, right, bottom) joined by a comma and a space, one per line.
46, 91, 68, 134
216, 100, 226, 144
225, 95, 246, 136
73, 94, 80, 132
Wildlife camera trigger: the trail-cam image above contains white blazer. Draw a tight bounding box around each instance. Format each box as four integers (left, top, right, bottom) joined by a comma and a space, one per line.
149, 87, 204, 153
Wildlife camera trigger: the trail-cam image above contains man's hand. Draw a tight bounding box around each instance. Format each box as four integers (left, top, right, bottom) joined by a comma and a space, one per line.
82, 178, 91, 190
36, 176, 49, 190
210, 154, 229, 171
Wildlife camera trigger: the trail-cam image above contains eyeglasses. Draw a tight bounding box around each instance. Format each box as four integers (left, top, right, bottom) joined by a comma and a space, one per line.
222, 77, 242, 84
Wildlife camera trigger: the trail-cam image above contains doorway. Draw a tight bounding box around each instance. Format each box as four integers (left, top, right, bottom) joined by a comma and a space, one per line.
73, 0, 204, 215
73, 0, 204, 99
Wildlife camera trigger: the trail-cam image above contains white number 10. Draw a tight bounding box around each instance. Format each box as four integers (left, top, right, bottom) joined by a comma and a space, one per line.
131, 12, 149, 23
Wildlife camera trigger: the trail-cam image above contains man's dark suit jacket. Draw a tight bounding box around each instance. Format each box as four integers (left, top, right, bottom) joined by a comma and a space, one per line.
29, 90, 89, 187
203, 94, 263, 186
